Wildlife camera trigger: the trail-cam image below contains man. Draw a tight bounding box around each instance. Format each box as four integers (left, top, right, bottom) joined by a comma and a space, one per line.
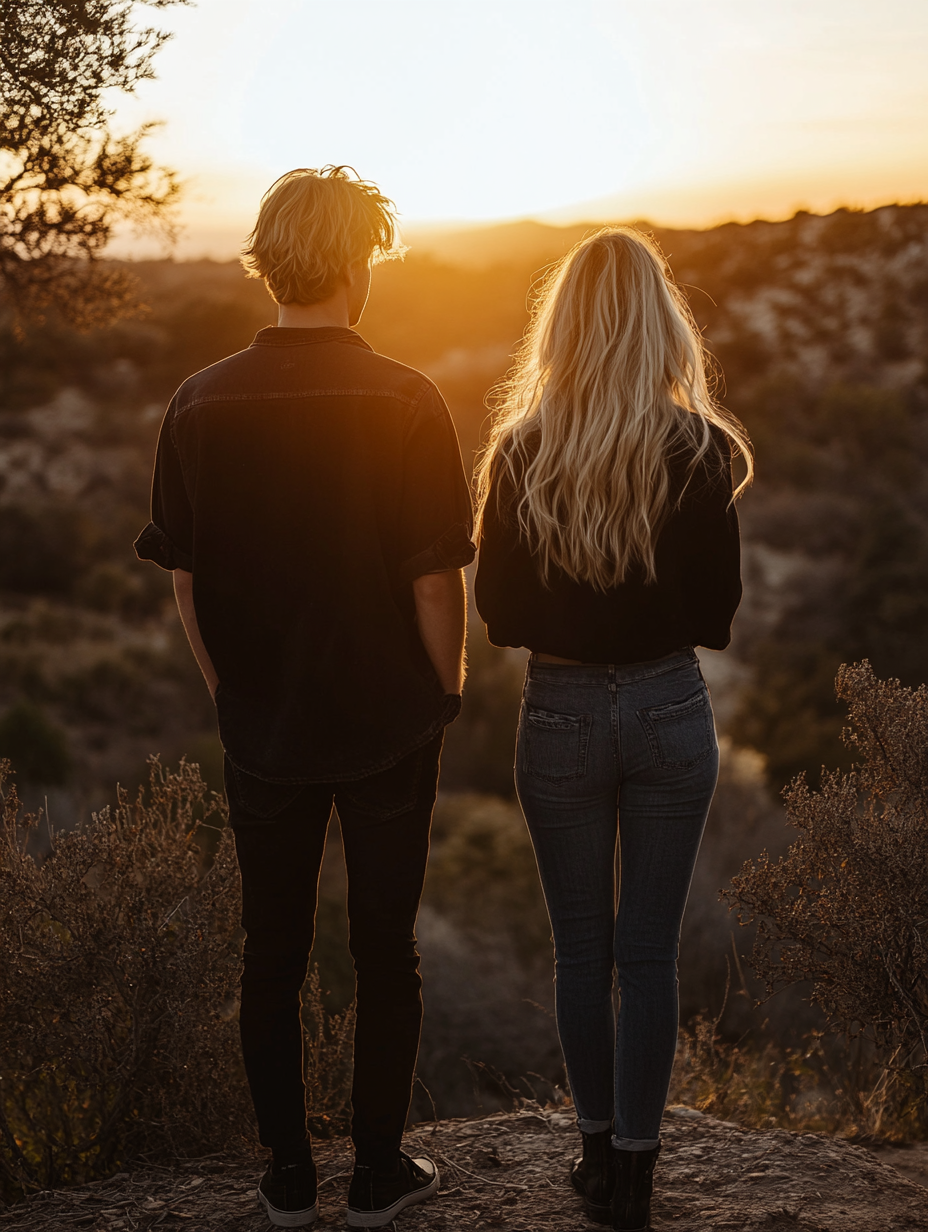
135, 166, 473, 1229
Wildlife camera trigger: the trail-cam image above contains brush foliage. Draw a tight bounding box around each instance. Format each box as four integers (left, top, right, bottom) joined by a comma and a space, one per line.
728, 661, 928, 1131
0, 756, 249, 1199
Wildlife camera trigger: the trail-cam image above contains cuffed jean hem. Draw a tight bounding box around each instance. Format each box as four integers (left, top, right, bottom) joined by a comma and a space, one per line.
613, 1136, 661, 1151
578, 1118, 613, 1134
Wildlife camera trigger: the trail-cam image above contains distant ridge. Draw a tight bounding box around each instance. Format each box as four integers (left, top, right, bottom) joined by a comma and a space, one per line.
403, 218, 616, 269
401, 201, 919, 270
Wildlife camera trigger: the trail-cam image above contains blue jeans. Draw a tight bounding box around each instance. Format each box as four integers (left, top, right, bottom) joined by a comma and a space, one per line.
515, 649, 718, 1148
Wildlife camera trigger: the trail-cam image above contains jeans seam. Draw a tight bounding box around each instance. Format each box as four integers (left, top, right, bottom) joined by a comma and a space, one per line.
613, 682, 621, 775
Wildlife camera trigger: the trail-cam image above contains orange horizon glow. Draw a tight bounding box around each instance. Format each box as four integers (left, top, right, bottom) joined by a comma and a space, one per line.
107, 0, 928, 261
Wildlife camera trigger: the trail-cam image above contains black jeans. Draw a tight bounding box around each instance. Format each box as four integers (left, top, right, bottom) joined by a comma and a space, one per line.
227, 734, 443, 1166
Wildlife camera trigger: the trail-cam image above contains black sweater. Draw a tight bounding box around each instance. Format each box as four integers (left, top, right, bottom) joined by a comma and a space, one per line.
474, 428, 742, 663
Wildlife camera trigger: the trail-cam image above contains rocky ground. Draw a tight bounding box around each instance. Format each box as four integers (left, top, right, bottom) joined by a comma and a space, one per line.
2, 1106, 927, 1232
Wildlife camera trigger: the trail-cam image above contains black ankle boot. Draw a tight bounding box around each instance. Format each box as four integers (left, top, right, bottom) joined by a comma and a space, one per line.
569, 1128, 616, 1225
612, 1143, 660, 1231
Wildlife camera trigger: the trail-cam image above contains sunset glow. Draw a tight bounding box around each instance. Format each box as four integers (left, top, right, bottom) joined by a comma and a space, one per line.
112, 0, 928, 256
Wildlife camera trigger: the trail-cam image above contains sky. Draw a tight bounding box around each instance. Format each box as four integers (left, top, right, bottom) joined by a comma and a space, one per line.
113, 0, 928, 257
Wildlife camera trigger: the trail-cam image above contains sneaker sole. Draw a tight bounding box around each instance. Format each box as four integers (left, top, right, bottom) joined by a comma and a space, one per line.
346, 1161, 439, 1228
256, 1186, 319, 1228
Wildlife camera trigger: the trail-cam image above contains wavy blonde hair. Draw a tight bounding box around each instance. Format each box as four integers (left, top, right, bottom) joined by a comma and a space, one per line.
475, 226, 753, 590
241, 166, 401, 305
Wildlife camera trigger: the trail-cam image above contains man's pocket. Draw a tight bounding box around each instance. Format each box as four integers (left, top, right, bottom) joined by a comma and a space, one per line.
224, 757, 305, 823
337, 745, 426, 821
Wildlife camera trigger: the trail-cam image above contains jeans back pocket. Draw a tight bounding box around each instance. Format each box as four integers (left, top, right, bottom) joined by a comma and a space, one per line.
338, 745, 424, 820
225, 758, 305, 823
520, 704, 592, 783
637, 687, 714, 770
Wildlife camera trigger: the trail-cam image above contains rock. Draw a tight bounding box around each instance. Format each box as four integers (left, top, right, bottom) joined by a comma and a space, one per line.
0, 1106, 925, 1230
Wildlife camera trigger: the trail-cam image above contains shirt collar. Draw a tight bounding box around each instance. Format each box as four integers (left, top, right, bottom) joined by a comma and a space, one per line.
251, 326, 373, 351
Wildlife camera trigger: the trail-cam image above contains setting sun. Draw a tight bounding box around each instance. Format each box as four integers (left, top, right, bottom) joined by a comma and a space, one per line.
109, 0, 928, 256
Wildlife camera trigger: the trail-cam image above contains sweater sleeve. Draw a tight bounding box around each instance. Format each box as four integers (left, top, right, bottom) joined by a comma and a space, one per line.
474, 465, 520, 639
675, 434, 742, 649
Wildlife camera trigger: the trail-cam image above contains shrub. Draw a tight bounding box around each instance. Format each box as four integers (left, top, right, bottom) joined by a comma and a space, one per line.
727, 660, 928, 1135
0, 757, 251, 1199
669, 1014, 907, 1138
677, 737, 806, 1038
301, 967, 356, 1139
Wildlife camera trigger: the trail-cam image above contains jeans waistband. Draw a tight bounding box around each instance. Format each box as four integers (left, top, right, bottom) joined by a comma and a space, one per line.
526, 646, 697, 686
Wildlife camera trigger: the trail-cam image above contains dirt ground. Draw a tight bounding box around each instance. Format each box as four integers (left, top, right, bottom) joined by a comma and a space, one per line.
868, 1142, 928, 1190
1, 1106, 926, 1232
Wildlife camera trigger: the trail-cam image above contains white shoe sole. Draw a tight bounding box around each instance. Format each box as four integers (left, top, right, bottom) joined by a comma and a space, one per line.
346, 1159, 440, 1228
256, 1185, 319, 1227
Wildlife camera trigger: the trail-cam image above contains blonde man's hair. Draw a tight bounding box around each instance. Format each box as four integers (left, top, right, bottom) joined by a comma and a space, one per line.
241, 166, 400, 305
475, 226, 753, 591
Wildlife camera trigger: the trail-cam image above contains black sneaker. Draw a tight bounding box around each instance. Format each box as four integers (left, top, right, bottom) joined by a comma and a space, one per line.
257, 1159, 319, 1228
347, 1151, 439, 1228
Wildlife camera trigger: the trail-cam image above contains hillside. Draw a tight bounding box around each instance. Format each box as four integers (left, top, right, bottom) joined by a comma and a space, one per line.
400, 203, 928, 394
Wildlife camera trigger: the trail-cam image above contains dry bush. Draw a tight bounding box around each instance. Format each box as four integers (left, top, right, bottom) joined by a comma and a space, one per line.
301, 966, 355, 1139
0, 757, 252, 1200
678, 737, 804, 1036
669, 1014, 917, 1139
670, 1015, 832, 1133
726, 660, 928, 1136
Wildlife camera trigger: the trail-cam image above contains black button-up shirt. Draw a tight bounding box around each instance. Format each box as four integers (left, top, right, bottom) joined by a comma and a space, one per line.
136, 326, 475, 782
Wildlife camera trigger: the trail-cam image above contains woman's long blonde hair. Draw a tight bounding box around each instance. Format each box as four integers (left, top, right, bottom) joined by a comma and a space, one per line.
474, 226, 753, 589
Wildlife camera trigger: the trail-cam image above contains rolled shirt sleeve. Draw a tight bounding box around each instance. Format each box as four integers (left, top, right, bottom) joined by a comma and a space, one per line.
397, 385, 476, 581
133, 400, 194, 573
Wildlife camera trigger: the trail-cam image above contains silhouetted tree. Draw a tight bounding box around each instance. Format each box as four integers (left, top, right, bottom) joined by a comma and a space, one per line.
0, 0, 186, 328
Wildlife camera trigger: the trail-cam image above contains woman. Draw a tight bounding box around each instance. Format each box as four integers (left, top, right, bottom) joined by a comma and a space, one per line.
474, 227, 751, 1232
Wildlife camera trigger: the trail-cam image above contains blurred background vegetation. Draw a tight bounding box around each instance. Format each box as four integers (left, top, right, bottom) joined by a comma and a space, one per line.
1, 202, 927, 1133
